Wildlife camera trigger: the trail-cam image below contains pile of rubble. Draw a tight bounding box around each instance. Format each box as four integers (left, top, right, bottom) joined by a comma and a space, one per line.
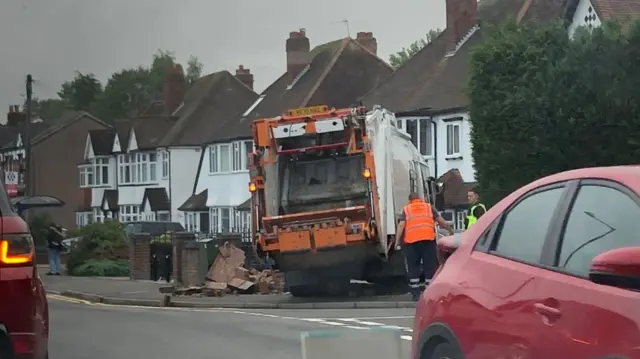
170, 242, 284, 297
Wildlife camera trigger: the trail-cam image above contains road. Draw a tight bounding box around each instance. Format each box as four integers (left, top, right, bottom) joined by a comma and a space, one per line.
48, 295, 414, 359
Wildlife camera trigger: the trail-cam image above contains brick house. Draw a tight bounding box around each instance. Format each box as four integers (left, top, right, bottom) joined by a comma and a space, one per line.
362, 0, 636, 184
76, 64, 257, 227
0, 106, 109, 228
180, 29, 393, 235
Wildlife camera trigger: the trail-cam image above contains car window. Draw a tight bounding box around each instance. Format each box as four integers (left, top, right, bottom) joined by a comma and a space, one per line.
492, 187, 565, 264
558, 184, 640, 277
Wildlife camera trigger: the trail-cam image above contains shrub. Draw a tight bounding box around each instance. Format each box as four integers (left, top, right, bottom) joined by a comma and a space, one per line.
71, 259, 129, 277
66, 220, 129, 276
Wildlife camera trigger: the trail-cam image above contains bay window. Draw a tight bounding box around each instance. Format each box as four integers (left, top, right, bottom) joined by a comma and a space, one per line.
79, 158, 110, 187
208, 140, 255, 174
210, 207, 252, 234
75, 212, 93, 227
119, 205, 141, 222
118, 152, 158, 185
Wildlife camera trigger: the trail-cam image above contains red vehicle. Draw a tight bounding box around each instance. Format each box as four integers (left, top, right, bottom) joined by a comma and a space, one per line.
0, 190, 50, 357
413, 166, 640, 359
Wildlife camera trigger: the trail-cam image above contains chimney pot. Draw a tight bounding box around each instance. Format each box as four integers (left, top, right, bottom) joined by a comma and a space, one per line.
356, 31, 378, 56
235, 65, 254, 90
163, 63, 186, 115
446, 0, 478, 53
286, 29, 311, 82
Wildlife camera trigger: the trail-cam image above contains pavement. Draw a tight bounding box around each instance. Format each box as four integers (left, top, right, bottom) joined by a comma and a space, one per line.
48, 294, 414, 359
40, 267, 416, 309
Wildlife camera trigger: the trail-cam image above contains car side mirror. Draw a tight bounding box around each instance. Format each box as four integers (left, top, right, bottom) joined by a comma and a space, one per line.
589, 246, 640, 291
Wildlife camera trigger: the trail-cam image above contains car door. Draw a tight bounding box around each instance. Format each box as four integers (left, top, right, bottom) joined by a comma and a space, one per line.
534, 180, 640, 359
456, 183, 571, 359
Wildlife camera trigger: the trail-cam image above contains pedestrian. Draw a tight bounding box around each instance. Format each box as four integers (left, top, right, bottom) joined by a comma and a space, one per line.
46, 224, 64, 276
464, 187, 487, 230
395, 193, 454, 301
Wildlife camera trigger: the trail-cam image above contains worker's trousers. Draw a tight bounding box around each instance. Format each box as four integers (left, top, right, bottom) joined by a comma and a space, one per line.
403, 240, 437, 300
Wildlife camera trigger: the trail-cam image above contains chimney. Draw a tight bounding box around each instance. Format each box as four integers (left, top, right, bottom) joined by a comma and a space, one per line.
445, 0, 478, 53
163, 64, 186, 115
235, 65, 254, 90
286, 29, 311, 81
356, 32, 377, 55
7, 105, 25, 127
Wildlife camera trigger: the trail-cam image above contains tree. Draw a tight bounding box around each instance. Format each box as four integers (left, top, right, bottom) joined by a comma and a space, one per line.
389, 29, 442, 68
185, 55, 204, 85
57, 71, 103, 111
46, 49, 204, 123
468, 20, 640, 206
28, 98, 67, 122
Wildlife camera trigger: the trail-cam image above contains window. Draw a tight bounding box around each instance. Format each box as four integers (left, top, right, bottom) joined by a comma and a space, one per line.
456, 210, 467, 231
492, 187, 564, 264
119, 205, 141, 222
219, 144, 230, 172
558, 184, 640, 277
210, 207, 219, 233
220, 207, 230, 231
93, 208, 106, 223
244, 141, 253, 170
210, 141, 253, 174
419, 120, 432, 156
79, 158, 110, 187
118, 152, 158, 185
209, 146, 218, 173
446, 123, 461, 156
185, 212, 199, 232
400, 119, 432, 157
442, 210, 455, 228
161, 151, 169, 178
232, 142, 242, 171
406, 119, 418, 149
75, 212, 94, 227
149, 153, 157, 181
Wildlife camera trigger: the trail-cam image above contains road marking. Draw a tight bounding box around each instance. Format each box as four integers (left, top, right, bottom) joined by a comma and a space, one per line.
46, 294, 413, 340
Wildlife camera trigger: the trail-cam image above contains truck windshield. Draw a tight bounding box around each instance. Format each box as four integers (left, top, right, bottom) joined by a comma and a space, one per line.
281, 154, 367, 214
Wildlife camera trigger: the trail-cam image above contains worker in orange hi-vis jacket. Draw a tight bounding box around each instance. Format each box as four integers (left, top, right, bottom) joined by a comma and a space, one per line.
395, 193, 453, 301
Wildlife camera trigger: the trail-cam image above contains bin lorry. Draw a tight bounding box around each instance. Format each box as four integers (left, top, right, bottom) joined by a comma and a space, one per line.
248, 105, 439, 297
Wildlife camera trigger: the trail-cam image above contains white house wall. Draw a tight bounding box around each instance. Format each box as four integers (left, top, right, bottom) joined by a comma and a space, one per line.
194, 143, 251, 207
168, 147, 201, 225
432, 112, 475, 183
397, 112, 475, 183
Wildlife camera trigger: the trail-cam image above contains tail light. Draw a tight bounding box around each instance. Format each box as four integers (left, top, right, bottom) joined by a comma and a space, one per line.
0, 234, 34, 266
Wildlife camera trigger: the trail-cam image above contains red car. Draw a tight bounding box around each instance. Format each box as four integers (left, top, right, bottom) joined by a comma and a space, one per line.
0, 191, 51, 358
413, 166, 640, 359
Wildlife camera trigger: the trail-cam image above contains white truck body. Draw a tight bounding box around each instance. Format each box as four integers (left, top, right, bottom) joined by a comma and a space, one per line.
366, 106, 432, 250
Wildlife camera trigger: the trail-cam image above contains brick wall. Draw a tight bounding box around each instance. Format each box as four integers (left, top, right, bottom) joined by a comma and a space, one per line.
130, 234, 151, 280
180, 241, 201, 286
172, 232, 196, 285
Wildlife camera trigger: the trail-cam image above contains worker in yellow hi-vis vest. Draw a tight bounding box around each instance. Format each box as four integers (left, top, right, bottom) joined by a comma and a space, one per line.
465, 187, 487, 230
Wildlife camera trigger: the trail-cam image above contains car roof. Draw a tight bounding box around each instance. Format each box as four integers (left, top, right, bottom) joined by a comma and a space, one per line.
520, 165, 640, 194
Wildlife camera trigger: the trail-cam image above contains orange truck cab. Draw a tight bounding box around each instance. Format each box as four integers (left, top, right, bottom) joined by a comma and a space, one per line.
249, 105, 437, 297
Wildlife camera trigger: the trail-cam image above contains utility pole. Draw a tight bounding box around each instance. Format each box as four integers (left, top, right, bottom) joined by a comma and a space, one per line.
25, 74, 33, 197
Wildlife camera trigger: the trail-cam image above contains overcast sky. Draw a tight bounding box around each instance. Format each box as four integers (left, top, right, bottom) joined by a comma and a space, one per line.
0, 0, 445, 107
